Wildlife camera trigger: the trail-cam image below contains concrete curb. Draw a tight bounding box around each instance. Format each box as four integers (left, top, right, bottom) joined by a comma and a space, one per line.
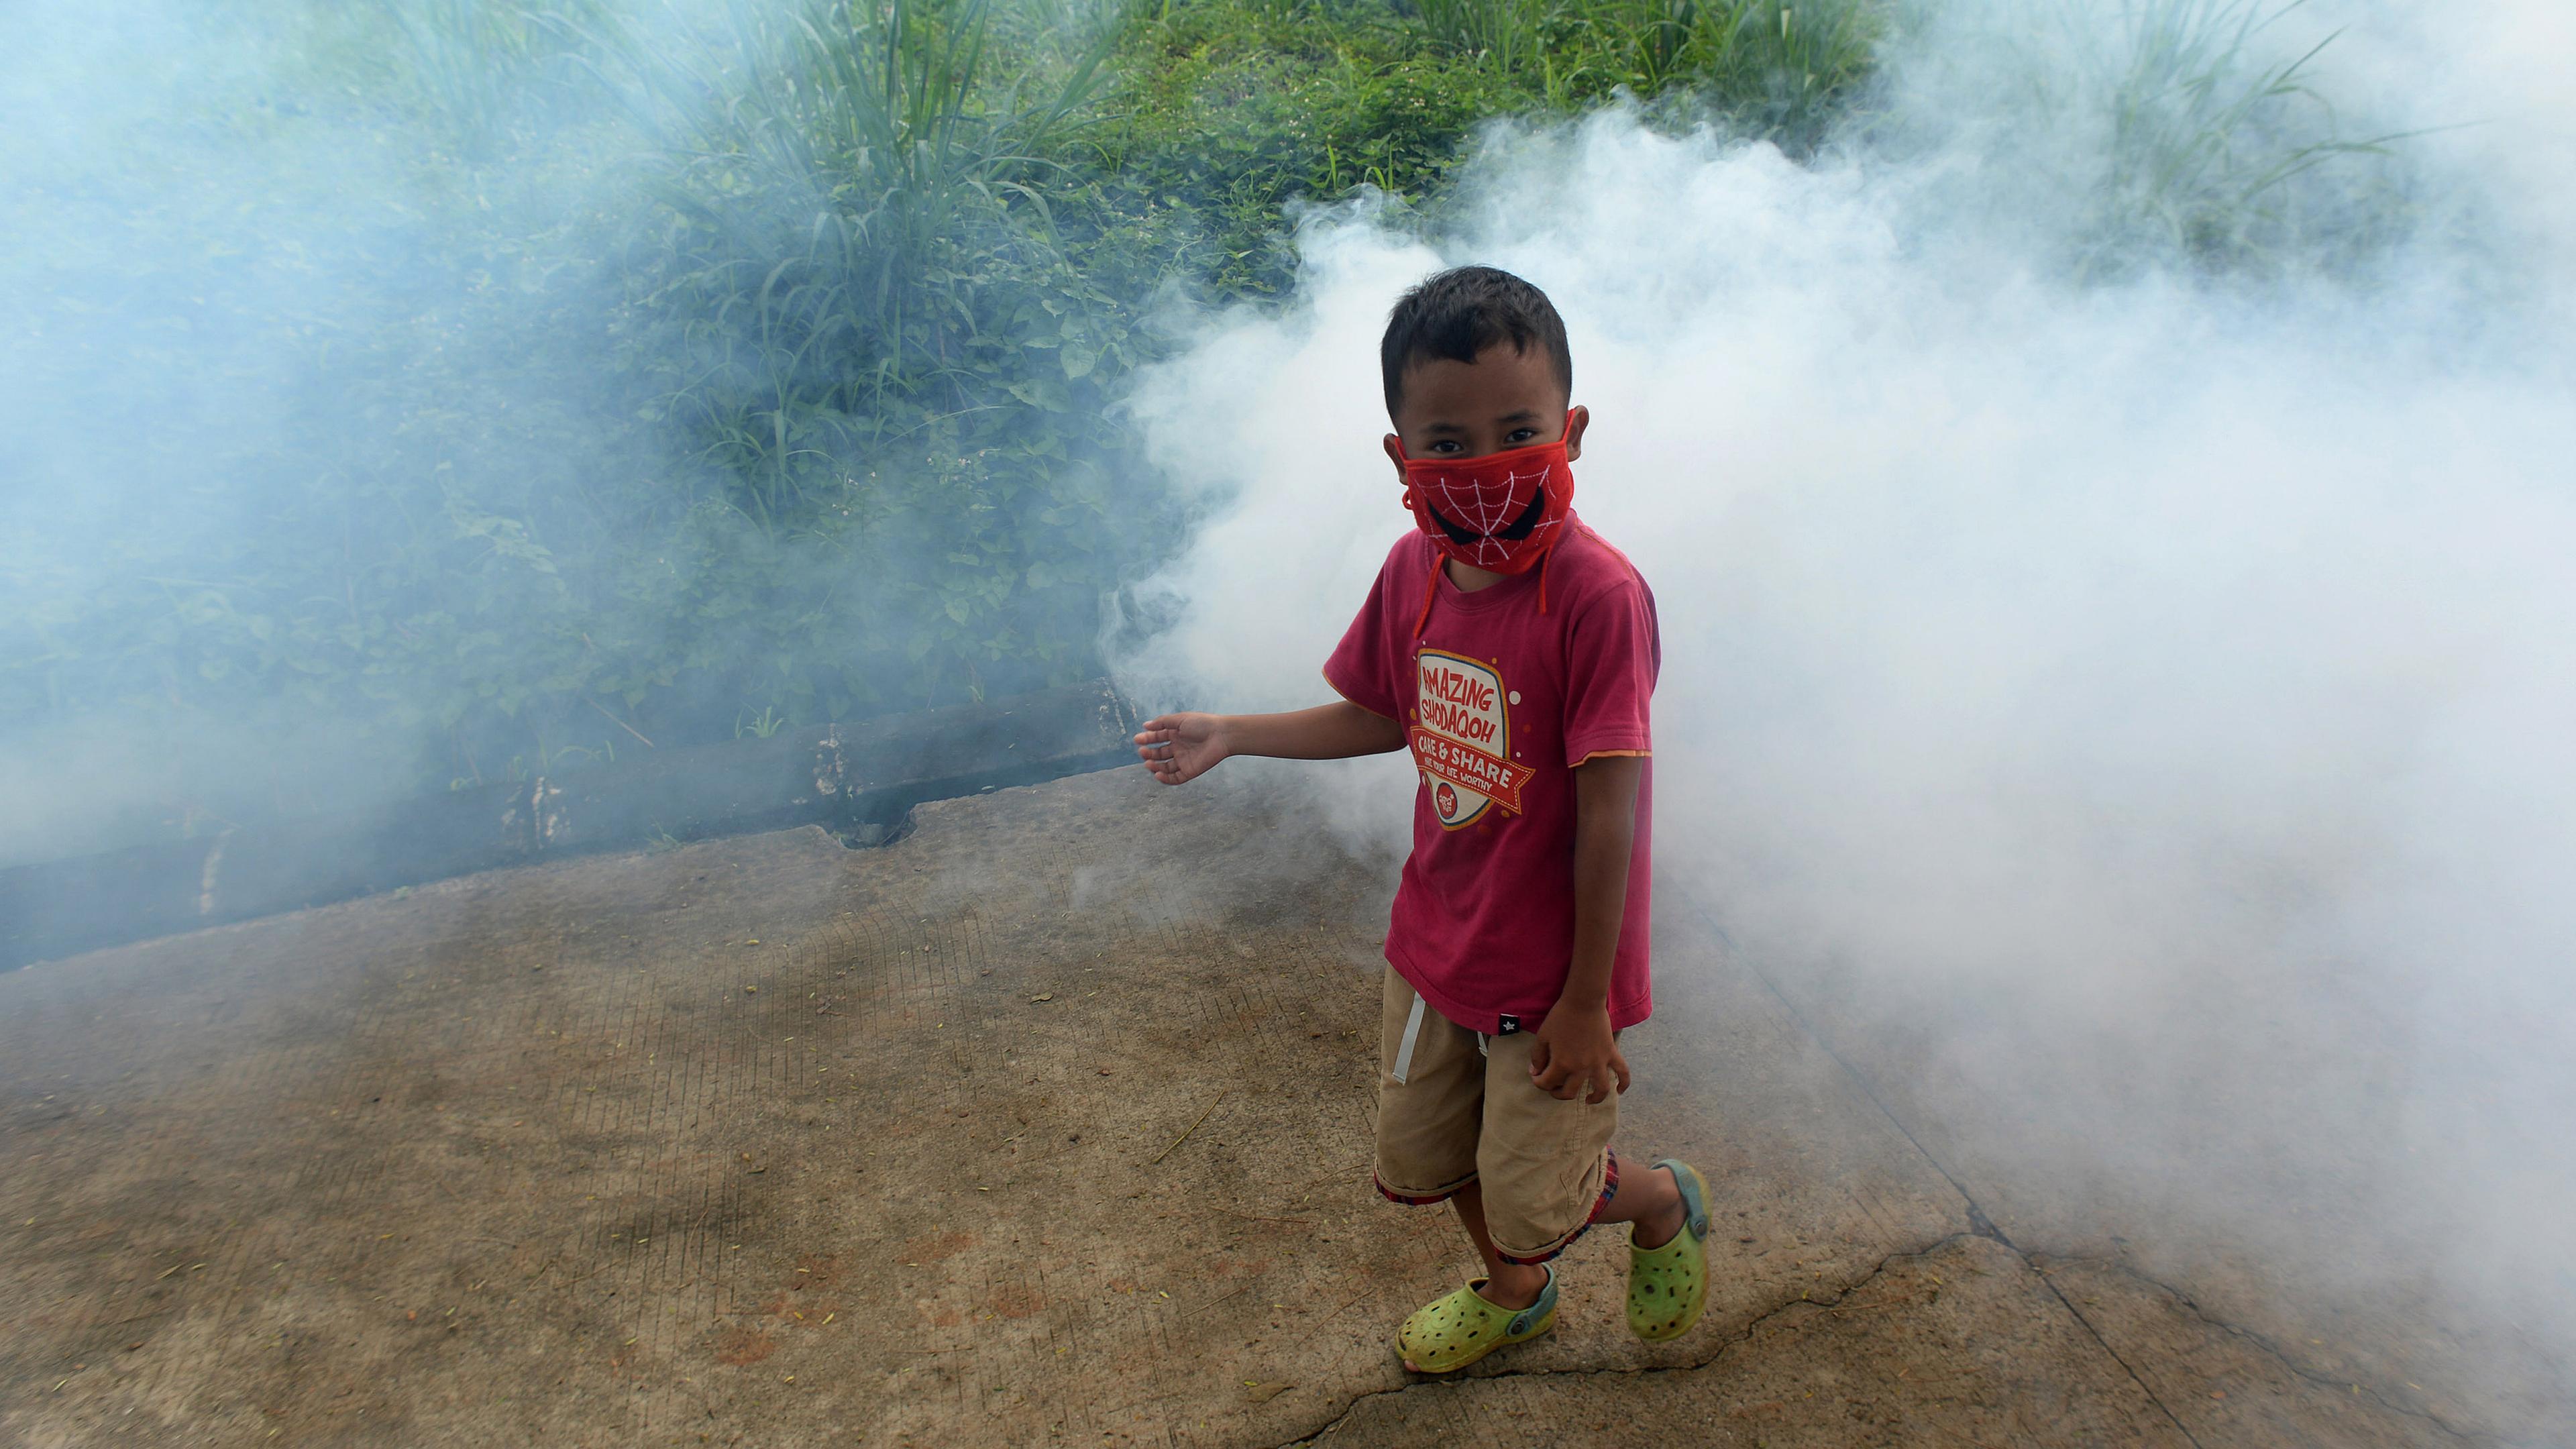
0, 680, 1138, 971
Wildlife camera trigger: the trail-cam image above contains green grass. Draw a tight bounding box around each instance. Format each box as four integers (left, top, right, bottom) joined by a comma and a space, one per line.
1097, 0, 1881, 294
1865, 0, 2418, 277
2083, 0, 2414, 273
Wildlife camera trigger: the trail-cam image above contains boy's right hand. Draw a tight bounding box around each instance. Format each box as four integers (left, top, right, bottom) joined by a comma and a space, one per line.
1135, 712, 1227, 786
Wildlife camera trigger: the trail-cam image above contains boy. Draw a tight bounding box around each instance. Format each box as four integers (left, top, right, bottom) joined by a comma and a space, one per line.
1132, 266, 1711, 1373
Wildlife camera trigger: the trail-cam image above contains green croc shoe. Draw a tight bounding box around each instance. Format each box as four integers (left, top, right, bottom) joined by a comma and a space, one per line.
1396, 1265, 1556, 1373
1627, 1158, 1711, 1342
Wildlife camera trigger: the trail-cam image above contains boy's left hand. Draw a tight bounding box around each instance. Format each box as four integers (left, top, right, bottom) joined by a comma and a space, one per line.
1528, 1003, 1628, 1104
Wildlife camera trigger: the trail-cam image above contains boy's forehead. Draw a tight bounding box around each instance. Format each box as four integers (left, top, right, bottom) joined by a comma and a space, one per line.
1396, 343, 1566, 421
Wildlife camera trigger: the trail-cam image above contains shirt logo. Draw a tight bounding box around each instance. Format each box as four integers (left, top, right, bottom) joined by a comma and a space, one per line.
1411, 649, 1538, 829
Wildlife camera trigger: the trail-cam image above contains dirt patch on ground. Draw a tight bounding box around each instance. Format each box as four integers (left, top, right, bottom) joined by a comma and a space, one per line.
0, 769, 2509, 1446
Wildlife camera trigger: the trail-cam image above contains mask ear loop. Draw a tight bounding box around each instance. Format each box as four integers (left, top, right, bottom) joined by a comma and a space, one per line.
1404, 481, 1442, 637
1536, 408, 1577, 614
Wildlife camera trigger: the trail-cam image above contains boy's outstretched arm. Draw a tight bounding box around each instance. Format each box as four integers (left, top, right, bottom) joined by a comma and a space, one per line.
1134, 701, 1405, 786
1529, 753, 1644, 1104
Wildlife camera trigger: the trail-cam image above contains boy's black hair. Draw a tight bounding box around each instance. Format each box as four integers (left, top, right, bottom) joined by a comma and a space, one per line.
1380, 265, 1573, 417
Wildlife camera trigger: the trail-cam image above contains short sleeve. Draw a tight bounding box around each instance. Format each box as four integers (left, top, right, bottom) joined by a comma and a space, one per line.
1560, 576, 1659, 766
1322, 539, 1411, 718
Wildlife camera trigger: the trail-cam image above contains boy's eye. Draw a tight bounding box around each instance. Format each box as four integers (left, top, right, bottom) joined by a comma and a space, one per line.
1506, 428, 1537, 443
1426, 440, 1462, 454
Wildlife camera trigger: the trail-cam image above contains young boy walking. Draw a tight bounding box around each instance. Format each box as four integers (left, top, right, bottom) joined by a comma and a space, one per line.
1132, 266, 1711, 1373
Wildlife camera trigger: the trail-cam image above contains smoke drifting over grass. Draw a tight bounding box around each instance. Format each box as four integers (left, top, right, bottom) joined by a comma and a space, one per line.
1112, 0, 2575, 1427
0, 0, 1171, 870
2, 3, 669, 862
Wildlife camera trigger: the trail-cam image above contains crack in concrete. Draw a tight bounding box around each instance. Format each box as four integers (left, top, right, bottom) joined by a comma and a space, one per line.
1273, 1232, 1989, 1448
1701, 905, 2487, 1449
2043, 1252, 2500, 1447
1703, 910, 2212, 1449
1274, 1226, 2493, 1449
2013, 1239, 2212, 1449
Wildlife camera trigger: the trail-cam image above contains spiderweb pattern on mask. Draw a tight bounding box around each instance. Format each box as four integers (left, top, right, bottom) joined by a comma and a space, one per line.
1420, 464, 1559, 568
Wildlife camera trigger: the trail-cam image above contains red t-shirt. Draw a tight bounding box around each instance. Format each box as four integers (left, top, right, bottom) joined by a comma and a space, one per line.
1323, 514, 1660, 1035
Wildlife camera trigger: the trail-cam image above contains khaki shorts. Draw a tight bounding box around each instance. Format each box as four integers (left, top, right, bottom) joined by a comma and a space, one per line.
1372, 969, 1619, 1264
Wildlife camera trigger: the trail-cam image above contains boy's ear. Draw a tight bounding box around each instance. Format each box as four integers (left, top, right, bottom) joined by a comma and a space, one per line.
1383, 431, 1407, 478
1563, 405, 1591, 463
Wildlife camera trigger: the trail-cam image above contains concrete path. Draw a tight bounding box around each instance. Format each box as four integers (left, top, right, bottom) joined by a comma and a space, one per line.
0, 769, 2508, 1446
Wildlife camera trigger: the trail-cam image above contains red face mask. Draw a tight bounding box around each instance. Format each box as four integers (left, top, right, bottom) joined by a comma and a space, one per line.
1397, 423, 1577, 576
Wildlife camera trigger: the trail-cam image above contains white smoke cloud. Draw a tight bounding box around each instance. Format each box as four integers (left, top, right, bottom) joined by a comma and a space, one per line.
1111, 0, 2576, 1428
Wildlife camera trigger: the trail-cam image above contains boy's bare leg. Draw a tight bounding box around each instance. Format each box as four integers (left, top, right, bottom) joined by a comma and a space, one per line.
1452, 1161, 1686, 1309
1597, 1161, 1687, 1248
1450, 1183, 1550, 1307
